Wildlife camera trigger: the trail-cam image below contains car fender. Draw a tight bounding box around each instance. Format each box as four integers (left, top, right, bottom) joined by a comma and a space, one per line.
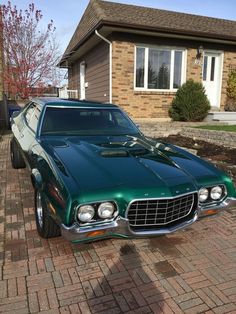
31, 168, 43, 190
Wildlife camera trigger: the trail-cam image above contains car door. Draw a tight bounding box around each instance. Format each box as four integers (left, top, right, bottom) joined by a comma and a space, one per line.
18, 102, 42, 167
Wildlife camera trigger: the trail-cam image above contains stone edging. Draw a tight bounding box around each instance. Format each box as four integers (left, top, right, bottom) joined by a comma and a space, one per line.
137, 122, 236, 148
180, 127, 236, 149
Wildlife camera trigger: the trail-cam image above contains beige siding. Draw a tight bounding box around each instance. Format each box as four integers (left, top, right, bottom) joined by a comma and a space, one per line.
85, 42, 109, 102
68, 42, 109, 102
68, 64, 79, 91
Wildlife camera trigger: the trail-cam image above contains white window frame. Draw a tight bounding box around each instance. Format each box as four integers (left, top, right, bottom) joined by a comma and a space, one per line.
80, 61, 86, 100
134, 45, 187, 92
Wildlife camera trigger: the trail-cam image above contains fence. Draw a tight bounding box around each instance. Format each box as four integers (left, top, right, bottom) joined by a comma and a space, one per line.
58, 87, 78, 99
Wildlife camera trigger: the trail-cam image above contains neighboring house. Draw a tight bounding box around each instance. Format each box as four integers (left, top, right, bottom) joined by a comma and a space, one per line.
59, 0, 236, 119
29, 85, 59, 98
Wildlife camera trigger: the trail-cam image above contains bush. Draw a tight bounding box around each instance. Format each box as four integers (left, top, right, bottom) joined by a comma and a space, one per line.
227, 70, 236, 100
225, 98, 236, 111
225, 70, 236, 111
169, 80, 210, 121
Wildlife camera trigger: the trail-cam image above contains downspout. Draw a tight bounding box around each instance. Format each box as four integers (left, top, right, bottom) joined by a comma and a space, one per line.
95, 30, 112, 103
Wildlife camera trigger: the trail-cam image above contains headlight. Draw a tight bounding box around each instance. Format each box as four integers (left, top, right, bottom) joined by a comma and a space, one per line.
98, 202, 115, 219
199, 188, 209, 202
78, 205, 95, 222
210, 186, 223, 200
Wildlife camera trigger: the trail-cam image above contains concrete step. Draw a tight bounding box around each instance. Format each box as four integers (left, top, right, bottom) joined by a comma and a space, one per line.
205, 112, 236, 124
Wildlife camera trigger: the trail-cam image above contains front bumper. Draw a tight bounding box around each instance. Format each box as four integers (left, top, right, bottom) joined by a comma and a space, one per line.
60, 197, 236, 242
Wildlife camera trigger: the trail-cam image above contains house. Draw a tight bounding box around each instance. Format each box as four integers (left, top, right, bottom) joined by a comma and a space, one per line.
59, 0, 236, 119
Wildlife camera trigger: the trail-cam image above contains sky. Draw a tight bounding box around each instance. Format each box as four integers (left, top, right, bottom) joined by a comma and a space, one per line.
4, 0, 236, 56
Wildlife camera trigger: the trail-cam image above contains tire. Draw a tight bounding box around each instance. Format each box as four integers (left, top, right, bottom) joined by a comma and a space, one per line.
35, 189, 61, 238
10, 138, 26, 169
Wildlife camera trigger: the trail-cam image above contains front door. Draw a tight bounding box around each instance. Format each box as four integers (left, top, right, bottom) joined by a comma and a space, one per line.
202, 51, 223, 108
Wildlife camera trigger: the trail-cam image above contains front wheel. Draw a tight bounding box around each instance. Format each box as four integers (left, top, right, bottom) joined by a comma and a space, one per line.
35, 190, 61, 238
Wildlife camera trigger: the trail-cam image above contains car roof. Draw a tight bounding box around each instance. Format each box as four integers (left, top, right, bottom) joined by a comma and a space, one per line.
33, 97, 118, 109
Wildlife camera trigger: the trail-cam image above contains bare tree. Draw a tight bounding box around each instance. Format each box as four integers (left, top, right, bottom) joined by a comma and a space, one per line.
0, 1, 61, 99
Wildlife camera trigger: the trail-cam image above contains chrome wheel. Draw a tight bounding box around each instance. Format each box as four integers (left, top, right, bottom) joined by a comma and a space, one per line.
36, 192, 43, 228
34, 189, 61, 238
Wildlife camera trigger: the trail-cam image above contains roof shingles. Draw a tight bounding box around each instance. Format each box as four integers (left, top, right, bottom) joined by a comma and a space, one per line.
61, 0, 236, 62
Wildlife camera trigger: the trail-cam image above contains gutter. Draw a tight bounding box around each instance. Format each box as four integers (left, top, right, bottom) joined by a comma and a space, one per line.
59, 20, 236, 67
95, 30, 112, 103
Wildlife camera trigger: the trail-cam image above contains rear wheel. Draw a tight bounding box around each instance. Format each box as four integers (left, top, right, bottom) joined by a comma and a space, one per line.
35, 190, 61, 238
10, 138, 26, 169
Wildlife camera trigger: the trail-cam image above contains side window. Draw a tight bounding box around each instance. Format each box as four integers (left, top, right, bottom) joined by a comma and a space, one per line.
25, 104, 36, 124
24, 103, 41, 133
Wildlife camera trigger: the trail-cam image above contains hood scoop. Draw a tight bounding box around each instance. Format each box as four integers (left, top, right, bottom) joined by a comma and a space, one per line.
100, 148, 150, 158
100, 149, 129, 157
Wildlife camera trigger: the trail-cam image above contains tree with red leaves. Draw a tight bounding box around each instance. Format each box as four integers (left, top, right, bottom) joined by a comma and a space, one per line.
0, 1, 60, 99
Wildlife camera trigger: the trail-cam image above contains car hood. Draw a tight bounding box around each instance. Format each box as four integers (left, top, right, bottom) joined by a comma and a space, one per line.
41, 135, 222, 196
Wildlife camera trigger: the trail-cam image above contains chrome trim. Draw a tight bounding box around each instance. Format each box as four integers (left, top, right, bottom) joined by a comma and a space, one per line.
60, 197, 236, 242
125, 190, 198, 219
45, 105, 117, 109
36, 192, 43, 228
198, 197, 236, 217
61, 213, 199, 242
127, 194, 195, 227
74, 200, 119, 226
198, 184, 227, 205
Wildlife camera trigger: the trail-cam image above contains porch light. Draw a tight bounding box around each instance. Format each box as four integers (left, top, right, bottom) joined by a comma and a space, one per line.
197, 45, 204, 58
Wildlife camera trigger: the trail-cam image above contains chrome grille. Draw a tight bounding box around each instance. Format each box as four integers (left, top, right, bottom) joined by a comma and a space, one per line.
127, 193, 195, 228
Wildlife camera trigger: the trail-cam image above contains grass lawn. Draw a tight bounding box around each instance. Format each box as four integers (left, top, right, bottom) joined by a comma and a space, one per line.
195, 125, 236, 132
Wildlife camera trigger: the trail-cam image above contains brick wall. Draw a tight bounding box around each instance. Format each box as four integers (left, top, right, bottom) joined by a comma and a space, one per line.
111, 39, 236, 119
112, 40, 204, 119
186, 48, 202, 82
220, 51, 236, 110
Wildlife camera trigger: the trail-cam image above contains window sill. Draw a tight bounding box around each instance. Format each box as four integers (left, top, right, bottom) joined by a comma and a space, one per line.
134, 89, 177, 96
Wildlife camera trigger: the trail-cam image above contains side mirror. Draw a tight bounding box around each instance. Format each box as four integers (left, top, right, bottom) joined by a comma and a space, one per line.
10, 110, 20, 120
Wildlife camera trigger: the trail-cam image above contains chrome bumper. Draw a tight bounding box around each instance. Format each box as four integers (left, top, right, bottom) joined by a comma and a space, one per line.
60, 197, 236, 242
198, 197, 236, 218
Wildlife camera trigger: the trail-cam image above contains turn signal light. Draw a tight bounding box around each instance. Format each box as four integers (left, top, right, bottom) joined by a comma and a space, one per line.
205, 209, 218, 216
87, 230, 106, 237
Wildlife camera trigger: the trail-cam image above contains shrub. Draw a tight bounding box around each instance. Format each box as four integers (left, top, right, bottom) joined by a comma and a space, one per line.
225, 70, 236, 111
227, 70, 236, 100
225, 98, 236, 111
169, 79, 210, 121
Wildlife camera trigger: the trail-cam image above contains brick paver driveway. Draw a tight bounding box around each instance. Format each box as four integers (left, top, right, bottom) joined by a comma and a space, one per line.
0, 132, 236, 314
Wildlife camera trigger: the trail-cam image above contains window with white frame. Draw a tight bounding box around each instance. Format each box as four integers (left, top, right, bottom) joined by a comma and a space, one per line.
135, 46, 185, 90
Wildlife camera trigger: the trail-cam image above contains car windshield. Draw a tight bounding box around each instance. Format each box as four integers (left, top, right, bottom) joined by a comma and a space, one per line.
40, 107, 139, 136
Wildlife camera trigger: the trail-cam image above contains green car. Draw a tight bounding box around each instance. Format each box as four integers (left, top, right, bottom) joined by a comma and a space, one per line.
10, 98, 236, 243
